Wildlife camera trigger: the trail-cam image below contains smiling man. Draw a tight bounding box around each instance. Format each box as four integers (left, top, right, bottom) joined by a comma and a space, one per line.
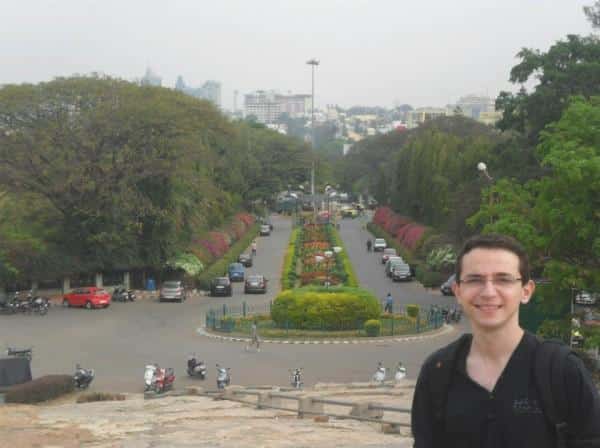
411, 234, 600, 448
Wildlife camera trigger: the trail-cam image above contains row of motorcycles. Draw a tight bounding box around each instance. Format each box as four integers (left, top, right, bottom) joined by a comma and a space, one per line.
0, 291, 50, 315
4, 347, 94, 388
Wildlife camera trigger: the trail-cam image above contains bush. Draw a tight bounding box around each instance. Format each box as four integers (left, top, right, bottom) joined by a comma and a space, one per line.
415, 265, 447, 287
281, 227, 300, 290
271, 286, 380, 330
406, 304, 420, 318
5, 375, 74, 403
196, 223, 259, 290
327, 225, 359, 287
77, 392, 126, 403
220, 315, 235, 332
364, 319, 382, 337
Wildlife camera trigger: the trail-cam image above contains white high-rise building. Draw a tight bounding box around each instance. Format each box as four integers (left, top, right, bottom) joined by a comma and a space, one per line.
244, 90, 311, 123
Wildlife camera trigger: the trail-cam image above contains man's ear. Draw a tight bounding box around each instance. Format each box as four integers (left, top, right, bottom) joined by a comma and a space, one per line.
451, 280, 460, 297
520, 280, 536, 304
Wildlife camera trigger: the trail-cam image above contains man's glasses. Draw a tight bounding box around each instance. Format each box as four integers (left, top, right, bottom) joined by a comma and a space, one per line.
457, 275, 523, 290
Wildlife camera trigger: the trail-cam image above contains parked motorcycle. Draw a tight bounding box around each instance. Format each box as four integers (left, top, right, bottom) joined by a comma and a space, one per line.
187, 354, 207, 379
144, 364, 175, 393
394, 362, 407, 382
73, 364, 95, 389
372, 361, 386, 384
216, 364, 231, 390
27, 292, 50, 315
112, 287, 136, 302
6, 346, 33, 361
290, 368, 303, 389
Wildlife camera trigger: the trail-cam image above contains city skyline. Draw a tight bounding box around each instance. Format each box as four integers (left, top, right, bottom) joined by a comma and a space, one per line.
1, 0, 595, 110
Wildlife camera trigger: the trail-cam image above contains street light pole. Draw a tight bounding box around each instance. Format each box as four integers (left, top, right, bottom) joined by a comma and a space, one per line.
307, 58, 319, 222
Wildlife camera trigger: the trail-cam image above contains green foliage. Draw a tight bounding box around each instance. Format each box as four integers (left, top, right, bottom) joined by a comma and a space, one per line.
196, 224, 259, 290
425, 245, 456, 271
405, 304, 420, 319
166, 253, 204, 276
536, 318, 571, 344
271, 286, 380, 330
364, 319, 382, 337
326, 224, 359, 287
5, 375, 74, 403
415, 267, 447, 288
583, 327, 600, 350
281, 227, 300, 290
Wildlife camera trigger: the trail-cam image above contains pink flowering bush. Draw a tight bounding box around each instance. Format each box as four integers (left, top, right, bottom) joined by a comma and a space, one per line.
194, 213, 256, 265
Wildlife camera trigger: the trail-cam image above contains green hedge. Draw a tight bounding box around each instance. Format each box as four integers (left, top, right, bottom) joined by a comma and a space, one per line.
364, 319, 381, 336
271, 286, 380, 330
196, 223, 259, 290
327, 225, 359, 287
406, 304, 420, 318
5, 375, 74, 403
281, 227, 300, 290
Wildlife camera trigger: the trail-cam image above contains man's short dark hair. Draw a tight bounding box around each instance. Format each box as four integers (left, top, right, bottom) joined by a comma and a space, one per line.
455, 234, 530, 284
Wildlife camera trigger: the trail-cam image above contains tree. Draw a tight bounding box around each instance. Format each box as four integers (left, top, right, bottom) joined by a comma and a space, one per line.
584, 1, 600, 28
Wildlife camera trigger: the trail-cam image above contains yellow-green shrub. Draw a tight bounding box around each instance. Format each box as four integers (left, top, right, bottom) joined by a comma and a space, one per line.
281, 227, 300, 290
271, 286, 379, 330
406, 304, 420, 318
364, 319, 381, 336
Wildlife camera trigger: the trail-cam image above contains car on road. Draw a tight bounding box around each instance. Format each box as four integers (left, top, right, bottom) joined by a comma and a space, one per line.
228, 263, 245, 282
210, 277, 232, 297
159, 280, 187, 302
260, 224, 271, 236
440, 274, 456, 296
391, 263, 412, 281
238, 253, 253, 267
575, 290, 598, 306
373, 238, 387, 251
381, 248, 397, 264
384, 256, 405, 276
63, 287, 111, 309
244, 275, 268, 294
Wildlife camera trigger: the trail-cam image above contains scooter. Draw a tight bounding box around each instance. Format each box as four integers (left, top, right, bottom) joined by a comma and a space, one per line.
144, 364, 175, 393
112, 287, 136, 302
187, 354, 207, 379
372, 361, 386, 384
216, 364, 231, 390
28, 292, 50, 315
394, 362, 407, 382
6, 346, 33, 361
290, 368, 303, 389
73, 364, 95, 389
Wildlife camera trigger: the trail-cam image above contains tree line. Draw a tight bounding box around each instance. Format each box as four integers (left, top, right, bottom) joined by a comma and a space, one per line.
0, 76, 311, 284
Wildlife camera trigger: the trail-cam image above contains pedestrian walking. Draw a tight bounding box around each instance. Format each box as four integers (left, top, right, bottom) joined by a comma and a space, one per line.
384, 292, 393, 314
411, 234, 600, 447
251, 240, 257, 257
366, 239, 372, 252
246, 320, 260, 352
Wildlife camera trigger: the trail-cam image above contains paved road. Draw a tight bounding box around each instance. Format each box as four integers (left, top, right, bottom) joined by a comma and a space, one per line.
0, 213, 466, 393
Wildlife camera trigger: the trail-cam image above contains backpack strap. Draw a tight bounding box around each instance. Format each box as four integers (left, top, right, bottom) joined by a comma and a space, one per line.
534, 339, 573, 448
428, 333, 472, 441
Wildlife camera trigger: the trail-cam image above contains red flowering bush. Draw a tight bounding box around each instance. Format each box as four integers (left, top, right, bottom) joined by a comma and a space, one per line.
373, 207, 427, 250
193, 213, 256, 264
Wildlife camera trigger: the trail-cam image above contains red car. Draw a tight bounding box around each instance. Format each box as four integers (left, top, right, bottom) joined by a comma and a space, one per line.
63, 287, 111, 309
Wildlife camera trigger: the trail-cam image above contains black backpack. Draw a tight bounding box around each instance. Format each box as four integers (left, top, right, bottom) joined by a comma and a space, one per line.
428, 334, 573, 448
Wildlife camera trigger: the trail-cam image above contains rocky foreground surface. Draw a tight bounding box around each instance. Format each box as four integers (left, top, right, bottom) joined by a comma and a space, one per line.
0, 382, 416, 448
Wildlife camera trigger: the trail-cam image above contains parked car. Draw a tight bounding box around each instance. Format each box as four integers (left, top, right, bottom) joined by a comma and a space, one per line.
575, 291, 598, 306
260, 224, 271, 236
373, 238, 387, 251
210, 277, 232, 297
159, 280, 187, 302
63, 287, 111, 309
391, 263, 412, 281
440, 274, 456, 296
381, 248, 397, 264
238, 253, 253, 267
385, 256, 405, 277
228, 263, 245, 282
244, 275, 268, 294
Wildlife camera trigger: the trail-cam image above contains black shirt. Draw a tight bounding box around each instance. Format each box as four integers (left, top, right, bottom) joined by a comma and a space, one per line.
411, 332, 600, 447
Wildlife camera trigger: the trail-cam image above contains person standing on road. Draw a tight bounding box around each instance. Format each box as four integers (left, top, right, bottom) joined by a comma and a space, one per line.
384, 292, 393, 314
246, 320, 260, 352
411, 234, 600, 447
251, 240, 257, 257
366, 239, 372, 252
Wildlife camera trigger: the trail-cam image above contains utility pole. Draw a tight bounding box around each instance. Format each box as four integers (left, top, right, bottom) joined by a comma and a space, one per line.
307, 58, 319, 221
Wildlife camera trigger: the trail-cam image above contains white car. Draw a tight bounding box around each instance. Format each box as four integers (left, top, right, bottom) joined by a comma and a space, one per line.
373, 238, 387, 251
259, 224, 271, 236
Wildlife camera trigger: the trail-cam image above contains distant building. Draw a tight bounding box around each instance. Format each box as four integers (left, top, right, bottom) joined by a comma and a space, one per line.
406, 107, 448, 128
175, 76, 221, 107
244, 90, 311, 124
454, 95, 495, 120
478, 110, 502, 126
140, 68, 162, 87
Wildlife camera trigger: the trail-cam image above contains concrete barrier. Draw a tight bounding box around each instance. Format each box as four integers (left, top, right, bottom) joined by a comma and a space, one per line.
298, 395, 324, 418
349, 401, 384, 419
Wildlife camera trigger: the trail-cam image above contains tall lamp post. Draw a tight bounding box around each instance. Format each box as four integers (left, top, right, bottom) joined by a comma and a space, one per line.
477, 162, 494, 223
307, 58, 319, 221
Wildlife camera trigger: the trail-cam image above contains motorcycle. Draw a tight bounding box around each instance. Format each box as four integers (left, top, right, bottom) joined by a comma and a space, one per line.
112, 287, 136, 302
6, 346, 33, 361
372, 361, 386, 384
27, 292, 50, 315
187, 354, 207, 379
394, 362, 407, 382
73, 364, 95, 389
144, 364, 175, 393
290, 368, 303, 389
216, 364, 231, 390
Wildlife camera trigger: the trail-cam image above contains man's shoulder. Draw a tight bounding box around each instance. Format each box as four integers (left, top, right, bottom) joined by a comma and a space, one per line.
420, 333, 472, 374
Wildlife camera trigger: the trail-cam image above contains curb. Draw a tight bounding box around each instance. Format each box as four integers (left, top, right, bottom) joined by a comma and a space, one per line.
196, 324, 455, 345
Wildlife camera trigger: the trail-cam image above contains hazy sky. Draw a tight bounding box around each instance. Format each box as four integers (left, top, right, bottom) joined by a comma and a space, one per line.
1, 0, 595, 110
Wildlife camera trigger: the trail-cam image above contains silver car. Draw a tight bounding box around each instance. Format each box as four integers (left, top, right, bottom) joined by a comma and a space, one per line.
159, 280, 187, 302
